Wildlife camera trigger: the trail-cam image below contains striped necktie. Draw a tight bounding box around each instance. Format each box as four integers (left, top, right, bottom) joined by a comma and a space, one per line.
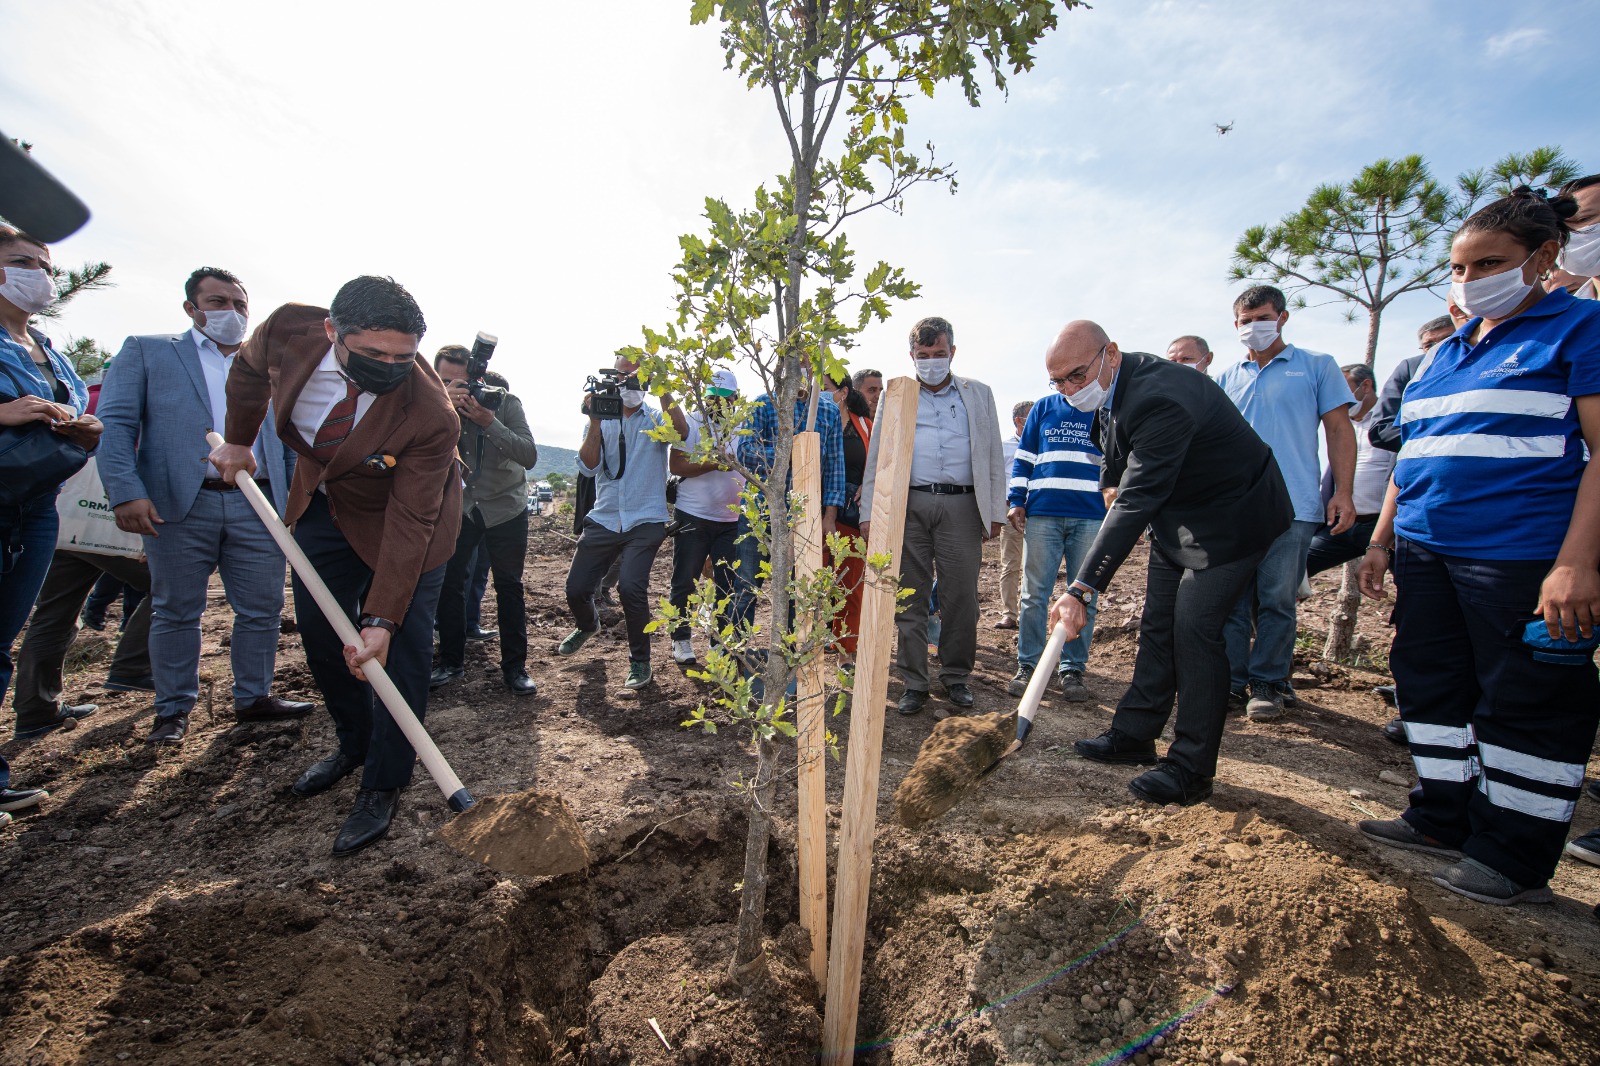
311, 378, 360, 461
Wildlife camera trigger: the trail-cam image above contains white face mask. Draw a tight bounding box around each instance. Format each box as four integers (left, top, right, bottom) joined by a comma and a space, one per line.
1558, 222, 1600, 277
199, 308, 248, 346
1450, 253, 1535, 320
1237, 319, 1280, 351
0, 266, 55, 314
1064, 346, 1109, 412
620, 388, 646, 408
913, 356, 951, 386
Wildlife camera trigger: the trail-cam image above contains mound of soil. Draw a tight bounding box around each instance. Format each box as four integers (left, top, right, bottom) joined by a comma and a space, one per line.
587, 924, 821, 1065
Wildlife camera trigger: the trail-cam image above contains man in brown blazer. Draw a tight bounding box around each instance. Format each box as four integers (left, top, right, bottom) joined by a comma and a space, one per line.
209, 276, 463, 856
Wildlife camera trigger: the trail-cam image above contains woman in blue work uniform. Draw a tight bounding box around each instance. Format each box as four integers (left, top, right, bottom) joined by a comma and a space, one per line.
1356, 187, 1600, 906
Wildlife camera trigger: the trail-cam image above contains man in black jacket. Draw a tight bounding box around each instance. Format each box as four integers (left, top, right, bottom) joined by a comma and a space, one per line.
1367, 314, 1458, 453
1045, 321, 1292, 805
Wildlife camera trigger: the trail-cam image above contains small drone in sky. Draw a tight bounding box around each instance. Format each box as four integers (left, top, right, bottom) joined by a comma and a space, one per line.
1215, 121, 1234, 136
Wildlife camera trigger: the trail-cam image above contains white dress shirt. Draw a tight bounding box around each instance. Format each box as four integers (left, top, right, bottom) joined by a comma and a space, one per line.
290, 346, 376, 447
191, 328, 236, 476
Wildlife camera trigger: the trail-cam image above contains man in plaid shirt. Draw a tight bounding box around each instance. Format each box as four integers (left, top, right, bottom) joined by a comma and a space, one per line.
731, 387, 846, 630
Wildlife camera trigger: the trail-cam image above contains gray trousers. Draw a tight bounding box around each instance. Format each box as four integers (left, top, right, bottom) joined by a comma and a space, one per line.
13, 549, 152, 728
895, 489, 984, 690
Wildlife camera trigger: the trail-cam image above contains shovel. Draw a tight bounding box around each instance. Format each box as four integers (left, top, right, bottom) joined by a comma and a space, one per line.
891, 622, 1070, 829
207, 432, 475, 813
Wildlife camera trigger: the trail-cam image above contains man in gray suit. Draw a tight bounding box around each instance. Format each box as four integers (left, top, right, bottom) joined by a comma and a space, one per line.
98, 267, 311, 745
862, 316, 1007, 715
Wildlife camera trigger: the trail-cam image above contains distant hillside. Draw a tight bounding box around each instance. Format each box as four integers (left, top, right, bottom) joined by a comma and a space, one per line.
529, 444, 579, 481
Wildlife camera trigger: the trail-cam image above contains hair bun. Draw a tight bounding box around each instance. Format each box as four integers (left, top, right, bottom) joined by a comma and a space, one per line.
1549, 193, 1579, 223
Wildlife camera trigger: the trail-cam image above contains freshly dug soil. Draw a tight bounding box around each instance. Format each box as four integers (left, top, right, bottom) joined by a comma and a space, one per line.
2, 530, 1598, 1065
894, 712, 1014, 830
439, 790, 590, 879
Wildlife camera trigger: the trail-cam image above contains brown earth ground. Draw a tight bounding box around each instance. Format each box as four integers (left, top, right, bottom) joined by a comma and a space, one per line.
3, 525, 1599, 1065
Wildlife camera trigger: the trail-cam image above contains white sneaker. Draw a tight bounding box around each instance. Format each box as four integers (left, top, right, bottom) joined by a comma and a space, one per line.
671, 638, 697, 664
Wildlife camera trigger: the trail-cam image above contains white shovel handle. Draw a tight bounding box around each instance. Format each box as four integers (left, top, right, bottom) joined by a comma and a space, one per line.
1014, 622, 1069, 744
207, 433, 474, 811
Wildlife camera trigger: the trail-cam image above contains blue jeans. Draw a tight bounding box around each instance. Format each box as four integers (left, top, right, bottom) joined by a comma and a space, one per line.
1, 494, 62, 788
1018, 515, 1103, 674
1225, 519, 1318, 690
145, 488, 285, 718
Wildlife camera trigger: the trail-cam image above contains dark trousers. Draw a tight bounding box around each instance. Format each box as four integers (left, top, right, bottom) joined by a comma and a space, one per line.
669, 514, 740, 640
1305, 515, 1379, 578
83, 571, 145, 628
1392, 539, 1600, 887
436, 508, 528, 672
292, 493, 446, 792
1, 494, 60, 788
566, 517, 666, 663
1111, 546, 1263, 778
465, 544, 491, 628
13, 550, 152, 727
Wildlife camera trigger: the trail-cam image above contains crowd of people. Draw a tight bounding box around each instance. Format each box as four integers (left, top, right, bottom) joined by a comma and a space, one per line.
0, 178, 1597, 912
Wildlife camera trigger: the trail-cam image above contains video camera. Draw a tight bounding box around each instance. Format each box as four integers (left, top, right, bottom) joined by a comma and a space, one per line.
464, 331, 506, 411
583, 367, 639, 421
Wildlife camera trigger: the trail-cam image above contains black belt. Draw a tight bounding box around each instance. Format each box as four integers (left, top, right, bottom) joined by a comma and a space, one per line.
910, 483, 974, 495
201, 478, 271, 492
1355, 513, 1381, 523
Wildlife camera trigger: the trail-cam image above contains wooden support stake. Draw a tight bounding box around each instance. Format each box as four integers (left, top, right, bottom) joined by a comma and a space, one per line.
820, 377, 917, 1064
792, 430, 829, 991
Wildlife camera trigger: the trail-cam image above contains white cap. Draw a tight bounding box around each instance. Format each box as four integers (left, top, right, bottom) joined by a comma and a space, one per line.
709, 368, 738, 396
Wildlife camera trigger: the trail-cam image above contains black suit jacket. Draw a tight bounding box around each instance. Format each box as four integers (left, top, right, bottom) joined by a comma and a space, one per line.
1076, 351, 1292, 589
1368, 351, 1424, 453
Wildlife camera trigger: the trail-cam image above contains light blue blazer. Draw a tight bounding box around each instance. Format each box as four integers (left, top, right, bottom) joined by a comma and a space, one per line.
97, 332, 294, 521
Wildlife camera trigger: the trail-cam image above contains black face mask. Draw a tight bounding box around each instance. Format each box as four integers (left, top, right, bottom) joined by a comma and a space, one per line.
343, 350, 414, 396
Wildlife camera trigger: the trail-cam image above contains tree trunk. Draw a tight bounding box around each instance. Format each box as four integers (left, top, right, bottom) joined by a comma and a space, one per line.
729, 734, 781, 980
1321, 559, 1363, 662
1362, 303, 1381, 369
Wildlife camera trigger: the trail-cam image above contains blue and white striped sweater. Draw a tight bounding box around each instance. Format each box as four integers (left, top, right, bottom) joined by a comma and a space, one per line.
1007, 393, 1107, 520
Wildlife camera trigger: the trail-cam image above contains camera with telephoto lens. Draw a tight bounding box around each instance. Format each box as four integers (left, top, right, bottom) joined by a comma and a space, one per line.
464, 331, 506, 411
583, 367, 639, 421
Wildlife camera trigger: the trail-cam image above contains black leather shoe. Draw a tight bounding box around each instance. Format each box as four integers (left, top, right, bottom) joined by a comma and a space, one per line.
1073, 728, 1157, 765
1382, 716, 1407, 745
429, 664, 465, 689
466, 626, 499, 642
103, 674, 156, 692
146, 715, 188, 745
292, 750, 362, 798
235, 694, 315, 722
943, 682, 975, 709
332, 788, 400, 856
503, 669, 537, 695
1128, 759, 1214, 806
897, 690, 929, 716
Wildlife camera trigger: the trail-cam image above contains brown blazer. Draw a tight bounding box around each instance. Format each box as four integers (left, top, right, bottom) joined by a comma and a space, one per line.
223, 303, 463, 623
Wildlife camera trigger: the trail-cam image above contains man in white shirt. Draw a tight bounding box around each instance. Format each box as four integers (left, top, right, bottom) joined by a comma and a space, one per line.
1306, 363, 1394, 577
99, 268, 309, 746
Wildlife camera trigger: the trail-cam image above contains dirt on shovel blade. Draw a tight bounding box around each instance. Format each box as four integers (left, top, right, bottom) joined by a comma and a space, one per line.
437, 790, 591, 878
893, 711, 1015, 830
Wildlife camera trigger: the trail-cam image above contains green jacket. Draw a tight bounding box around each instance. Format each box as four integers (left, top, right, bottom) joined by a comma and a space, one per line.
458, 390, 538, 527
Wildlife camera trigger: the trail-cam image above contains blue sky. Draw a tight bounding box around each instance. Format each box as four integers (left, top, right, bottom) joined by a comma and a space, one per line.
4, 0, 1593, 448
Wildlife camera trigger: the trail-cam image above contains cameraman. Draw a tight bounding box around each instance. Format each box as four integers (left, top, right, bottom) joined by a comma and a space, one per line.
429, 345, 539, 695
560, 354, 688, 689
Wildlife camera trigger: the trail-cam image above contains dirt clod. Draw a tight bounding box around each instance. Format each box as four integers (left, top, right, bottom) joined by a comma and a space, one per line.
893, 712, 1014, 829
437, 790, 590, 879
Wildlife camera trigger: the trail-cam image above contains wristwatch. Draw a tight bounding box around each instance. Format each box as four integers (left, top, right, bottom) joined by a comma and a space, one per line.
357, 615, 398, 634
1065, 583, 1095, 606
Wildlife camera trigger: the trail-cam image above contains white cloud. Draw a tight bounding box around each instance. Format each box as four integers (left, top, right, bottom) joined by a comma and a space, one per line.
1485, 26, 1551, 58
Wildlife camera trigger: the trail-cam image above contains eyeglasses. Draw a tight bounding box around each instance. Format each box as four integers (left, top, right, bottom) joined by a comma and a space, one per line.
1049, 345, 1106, 390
